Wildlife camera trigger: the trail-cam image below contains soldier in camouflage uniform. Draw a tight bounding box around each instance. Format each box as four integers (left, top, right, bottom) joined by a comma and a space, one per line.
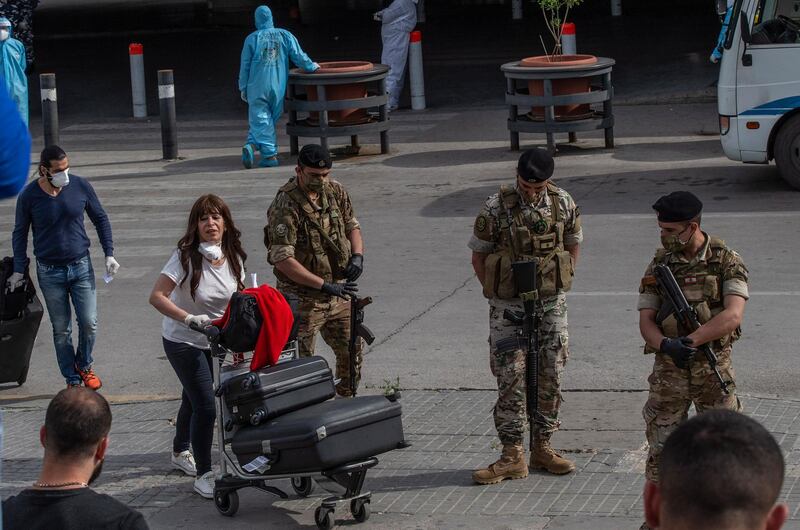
469, 148, 582, 484
265, 144, 365, 397
637, 191, 747, 530
0, 0, 37, 68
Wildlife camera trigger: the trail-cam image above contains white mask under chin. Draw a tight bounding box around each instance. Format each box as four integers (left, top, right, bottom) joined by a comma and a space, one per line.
198, 241, 222, 261
0, 29, 9, 42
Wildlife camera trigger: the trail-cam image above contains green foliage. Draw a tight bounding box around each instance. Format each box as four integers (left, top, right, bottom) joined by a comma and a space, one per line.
535, 0, 585, 55
380, 376, 401, 396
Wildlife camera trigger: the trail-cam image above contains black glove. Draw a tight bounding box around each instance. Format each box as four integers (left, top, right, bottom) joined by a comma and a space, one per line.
660, 337, 697, 369
320, 281, 358, 299
344, 254, 364, 281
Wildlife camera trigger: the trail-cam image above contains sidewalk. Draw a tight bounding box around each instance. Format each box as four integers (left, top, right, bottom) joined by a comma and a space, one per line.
3, 390, 800, 529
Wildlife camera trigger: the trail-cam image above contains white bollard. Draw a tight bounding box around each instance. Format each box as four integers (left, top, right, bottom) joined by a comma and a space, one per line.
561, 22, 576, 55
409, 30, 426, 111
611, 0, 622, 16
511, 0, 522, 20
129, 43, 147, 118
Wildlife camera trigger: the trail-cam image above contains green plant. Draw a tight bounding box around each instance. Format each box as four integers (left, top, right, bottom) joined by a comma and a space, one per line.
536, 0, 585, 56
380, 376, 401, 396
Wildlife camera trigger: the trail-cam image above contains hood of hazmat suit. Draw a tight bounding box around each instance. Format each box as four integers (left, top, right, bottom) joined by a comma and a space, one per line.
0, 17, 28, 125
238, 6, 317, 158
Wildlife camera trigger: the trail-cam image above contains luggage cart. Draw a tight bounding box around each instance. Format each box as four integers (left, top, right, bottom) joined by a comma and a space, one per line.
192, 324, 383, 530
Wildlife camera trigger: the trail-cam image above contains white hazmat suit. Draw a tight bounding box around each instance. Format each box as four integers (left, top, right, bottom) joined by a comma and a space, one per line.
376, 0, 418, 110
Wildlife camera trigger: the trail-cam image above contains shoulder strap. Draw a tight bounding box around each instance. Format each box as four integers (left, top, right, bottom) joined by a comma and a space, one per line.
284, 187, 344, 257
546, 182, 562, 223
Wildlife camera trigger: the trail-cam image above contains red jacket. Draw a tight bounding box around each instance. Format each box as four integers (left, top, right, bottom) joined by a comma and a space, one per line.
213, 284, 294, 371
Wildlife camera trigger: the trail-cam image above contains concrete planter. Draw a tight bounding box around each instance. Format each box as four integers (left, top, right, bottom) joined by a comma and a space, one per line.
307, 61, 374, 126
520, 54, 598, 120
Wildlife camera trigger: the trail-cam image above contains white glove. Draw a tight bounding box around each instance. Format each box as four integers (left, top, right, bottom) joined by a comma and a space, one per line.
240, 90, 247, 102
5, 272, 24, 292
105, 256, 120, 277
184, 314, 211, 329
311, 62, 321, 71
373, 12, 383, 21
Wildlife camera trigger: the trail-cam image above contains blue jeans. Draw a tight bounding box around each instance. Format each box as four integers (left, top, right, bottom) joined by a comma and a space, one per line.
163, 338, 216, 476
36, 256, 98, 386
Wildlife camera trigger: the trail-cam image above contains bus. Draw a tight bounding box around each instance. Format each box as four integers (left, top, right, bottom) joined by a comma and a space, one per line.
717, 0, 800, 188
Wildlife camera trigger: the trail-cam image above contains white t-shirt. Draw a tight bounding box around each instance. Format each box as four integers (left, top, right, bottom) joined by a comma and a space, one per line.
160, 249, 244, 349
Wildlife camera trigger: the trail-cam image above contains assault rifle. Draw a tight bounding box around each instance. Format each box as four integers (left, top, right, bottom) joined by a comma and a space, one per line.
653, 264, 732, 394
349, 296, 375, 397
501, 260, 540, 449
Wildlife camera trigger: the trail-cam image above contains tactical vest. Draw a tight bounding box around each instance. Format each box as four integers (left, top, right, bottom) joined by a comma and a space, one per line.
272, 180, 352, 285
483, 183, 574, 300
655, 236, 742, 350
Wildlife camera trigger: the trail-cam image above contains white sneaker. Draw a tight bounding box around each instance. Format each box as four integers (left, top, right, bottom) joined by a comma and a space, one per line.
193, 471, 215, 499
171, 450, 197, 477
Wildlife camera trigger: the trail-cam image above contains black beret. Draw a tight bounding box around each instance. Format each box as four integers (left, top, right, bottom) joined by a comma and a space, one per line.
517, 148, 554, 182
652, 191, 703, 222
298, 144, 332, 169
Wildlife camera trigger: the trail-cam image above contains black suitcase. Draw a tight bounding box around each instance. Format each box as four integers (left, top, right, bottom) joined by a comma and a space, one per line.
0, 294, 44, 386
231, 395, 404, 475
221, 356, 335, 427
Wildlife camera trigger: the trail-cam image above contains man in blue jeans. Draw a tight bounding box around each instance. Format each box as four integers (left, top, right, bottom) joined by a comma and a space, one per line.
8, 146, 120, 389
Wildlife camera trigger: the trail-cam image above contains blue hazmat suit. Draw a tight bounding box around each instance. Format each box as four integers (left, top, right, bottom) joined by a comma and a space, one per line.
0, 18, 28, 125
710, 1, 734, 63
378, 0, 418, 109
238, 6, 317, 158
0, 82, 31, 199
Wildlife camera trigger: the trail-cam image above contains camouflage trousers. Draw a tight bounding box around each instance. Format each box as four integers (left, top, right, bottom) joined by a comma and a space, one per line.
642, 348, 741, 482
290, 292, 363, 397
488, 295, 570, 446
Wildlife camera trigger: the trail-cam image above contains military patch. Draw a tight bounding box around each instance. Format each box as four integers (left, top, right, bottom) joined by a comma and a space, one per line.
684, 276, 697, 285
533, 219, 549, 235
319, 160, 325, 168
475, 215, 488, 233
275, 224, 288, 236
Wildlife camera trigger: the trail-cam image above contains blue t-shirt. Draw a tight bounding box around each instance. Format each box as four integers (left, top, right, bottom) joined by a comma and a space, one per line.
12, 175, 114, 273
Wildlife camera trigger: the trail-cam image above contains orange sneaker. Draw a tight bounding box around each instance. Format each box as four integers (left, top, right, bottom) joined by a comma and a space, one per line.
78, 367, 102, 390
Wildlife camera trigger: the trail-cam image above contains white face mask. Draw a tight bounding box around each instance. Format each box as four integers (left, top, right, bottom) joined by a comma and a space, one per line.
198, 241, 222, 261
0, 29, 9, 42
48, 168, 70, 188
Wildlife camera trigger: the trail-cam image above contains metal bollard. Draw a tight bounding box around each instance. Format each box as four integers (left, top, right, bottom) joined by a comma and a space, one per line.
158, 70, 178, 160
611, 0, 622, 16
39, 73, 59, 148
561, 22, 577, 55
409, 31, 426, 111
511, 0, 522, 20
129, 43, 147, 118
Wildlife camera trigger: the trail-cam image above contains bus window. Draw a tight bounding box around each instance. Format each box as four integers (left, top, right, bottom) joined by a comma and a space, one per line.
750, 0, 800, 44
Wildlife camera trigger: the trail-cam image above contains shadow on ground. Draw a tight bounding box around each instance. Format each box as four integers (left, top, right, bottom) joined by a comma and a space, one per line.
421, 165, 797, 218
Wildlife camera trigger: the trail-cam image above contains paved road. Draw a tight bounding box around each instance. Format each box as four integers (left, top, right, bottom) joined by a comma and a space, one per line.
1, 102, 798, 404
3, 390, 800, 529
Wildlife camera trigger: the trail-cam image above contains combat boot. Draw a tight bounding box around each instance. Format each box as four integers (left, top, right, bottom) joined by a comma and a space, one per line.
472, 444, 529, 485
530, 436, 575, 475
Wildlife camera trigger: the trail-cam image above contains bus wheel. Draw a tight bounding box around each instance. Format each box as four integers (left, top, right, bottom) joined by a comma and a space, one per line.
775, 114, 800, 190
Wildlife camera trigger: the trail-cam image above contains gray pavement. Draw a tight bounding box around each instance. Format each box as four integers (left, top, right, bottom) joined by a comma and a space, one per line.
2, 101, 800, 528
2, 103, 799, 401
4, 391, 800, 528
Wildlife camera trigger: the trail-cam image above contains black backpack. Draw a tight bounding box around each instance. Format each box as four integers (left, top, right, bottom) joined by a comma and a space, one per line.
217, 292, 263, 352
0, 257, 36, 321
